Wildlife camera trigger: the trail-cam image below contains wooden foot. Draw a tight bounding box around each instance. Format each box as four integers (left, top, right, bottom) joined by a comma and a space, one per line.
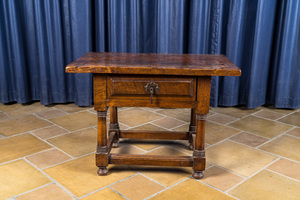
112, 142, 119, 148
192, 170, 204, 179
97, 167, 108, 176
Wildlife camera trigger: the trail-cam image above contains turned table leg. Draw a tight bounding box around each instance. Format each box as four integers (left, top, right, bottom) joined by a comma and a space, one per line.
96, 111, 109, 176
192, 114, 206, 179
189, 108, 196, 150
193, 76, 211, 179
110, 106, 120, 148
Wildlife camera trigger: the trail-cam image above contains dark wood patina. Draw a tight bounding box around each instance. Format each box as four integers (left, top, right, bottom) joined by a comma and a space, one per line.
66, 52, 241, 179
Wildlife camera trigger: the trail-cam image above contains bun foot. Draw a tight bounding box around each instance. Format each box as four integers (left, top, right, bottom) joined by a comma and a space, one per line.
192, 170, 204, 179
112, 142, 119, 148
188, 143, 194, 150
97, 167, 108, 176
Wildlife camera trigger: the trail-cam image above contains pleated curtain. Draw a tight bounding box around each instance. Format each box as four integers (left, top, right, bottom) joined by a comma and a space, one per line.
0, 0, 299, 109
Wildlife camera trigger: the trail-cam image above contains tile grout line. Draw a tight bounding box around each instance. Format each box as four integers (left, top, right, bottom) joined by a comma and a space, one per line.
139, 107, 191, 124
40, 125, 96, 140
12, 182, 54, 199
254, 126, 296, 149
196, 178, 239, 200
0, 110, 12, 118
285, 133, 300, 139
41, 151, 95, 170
138, 172, 168, 188
0, 124, 56, 140
225, 157, 281, 194
77, 173, 139, 200
28, 132, 75, 159
143, 177, 191, 200
265, 168, 300, 183
20, 158, 79, 200
249, 113, 298, 127
108, 187, 131, 200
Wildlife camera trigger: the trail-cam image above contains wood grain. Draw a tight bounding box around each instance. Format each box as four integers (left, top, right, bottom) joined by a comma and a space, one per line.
110, 154, 193, 167
66, 52, 241, 76
119, 130, 189, 140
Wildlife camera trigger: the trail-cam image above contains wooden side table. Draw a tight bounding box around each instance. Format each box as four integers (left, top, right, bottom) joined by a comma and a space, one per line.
66, 52, 241, 179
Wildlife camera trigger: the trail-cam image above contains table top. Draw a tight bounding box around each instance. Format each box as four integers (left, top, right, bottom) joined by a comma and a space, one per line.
66, 52, 241, 76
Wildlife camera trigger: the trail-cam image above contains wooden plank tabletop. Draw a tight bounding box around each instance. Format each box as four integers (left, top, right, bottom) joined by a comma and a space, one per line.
66, 52, 241, 76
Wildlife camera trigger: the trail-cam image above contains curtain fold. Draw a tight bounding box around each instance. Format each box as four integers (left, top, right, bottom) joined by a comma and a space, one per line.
0, 0, 299, 109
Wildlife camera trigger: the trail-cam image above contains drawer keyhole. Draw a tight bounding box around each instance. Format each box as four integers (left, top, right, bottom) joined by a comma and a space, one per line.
144, 82, 160, 104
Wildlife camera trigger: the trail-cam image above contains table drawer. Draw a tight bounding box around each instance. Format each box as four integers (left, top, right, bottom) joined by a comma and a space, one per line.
107, 75, 196, 101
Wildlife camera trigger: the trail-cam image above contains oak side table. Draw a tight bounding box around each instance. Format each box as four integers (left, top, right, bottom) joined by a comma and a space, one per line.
66, 52, 241, 179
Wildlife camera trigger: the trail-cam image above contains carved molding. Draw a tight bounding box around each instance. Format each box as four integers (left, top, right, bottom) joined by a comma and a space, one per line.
97, 111, 107, 117
97, 145, 108, 153
193, 149, 205, 157
109, 123, 119, 130
196, 114, 207, 121
189, 126, 196, 132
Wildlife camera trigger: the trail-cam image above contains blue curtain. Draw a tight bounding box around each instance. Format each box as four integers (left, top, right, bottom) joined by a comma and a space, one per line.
0, 0, 299, 109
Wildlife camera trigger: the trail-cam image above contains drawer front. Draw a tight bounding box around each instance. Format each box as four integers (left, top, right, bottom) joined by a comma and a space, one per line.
107, 75, 196, 101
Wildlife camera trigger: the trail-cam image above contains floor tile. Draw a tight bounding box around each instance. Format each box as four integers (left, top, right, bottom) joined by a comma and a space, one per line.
26, 149, 72, 169
0, 115, 52, 136
17, 184, 74, 200
0, 160, 51, 200
47, 128, 97, 157
110, 142, 145, 154
120, 139, 162, 151
205, 121, 240, 145
133, 166, 193, 187
118, 108, 163, 127
111, 175, 164, 200
230, 132, 269, 147
279, 112, 300, 126
152, 117, 185, 129
262, 105, 295, 114
129, 123, 168, 131
145, 146, 189, 156
253, 110, 285, 120
0, 102, 50, 117
228, 116, 292, 138
156, 108, 191, 122
36, 109, 66, 119
259, 135, 300, 162
49, 111, 96, 131
81, 188, 125, 200
54, 104, 92, 113
32, 126, 67, 139
119, 123, 131, 130
229, 170, 300, 200
149, 178, 234, 200
0, 133, 51, 163
201, 166, 244, 191
207, 140, 277, 177
287, 128, 300, 137
44, 154, 135, 197
207, 113, 237, 124
211, 106, 260, 118
171, 124, 189, 132
267, 158, 300, 181
0, 112, 9, 121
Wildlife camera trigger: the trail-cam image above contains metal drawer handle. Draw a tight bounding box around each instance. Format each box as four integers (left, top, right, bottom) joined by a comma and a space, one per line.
144, 82, 160, 104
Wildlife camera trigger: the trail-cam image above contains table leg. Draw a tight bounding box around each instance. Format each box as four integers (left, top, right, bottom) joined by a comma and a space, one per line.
96, 110, 109, 176
193, 76, 211, 179
189, 108, 196, 150
192, 114, 206, 179
110, 106, 120, 148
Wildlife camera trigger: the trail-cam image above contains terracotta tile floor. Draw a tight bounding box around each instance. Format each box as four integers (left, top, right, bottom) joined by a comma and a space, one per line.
0, 102, 300, 200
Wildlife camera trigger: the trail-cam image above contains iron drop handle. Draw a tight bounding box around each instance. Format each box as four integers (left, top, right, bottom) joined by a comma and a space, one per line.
144, 82, 160, 104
